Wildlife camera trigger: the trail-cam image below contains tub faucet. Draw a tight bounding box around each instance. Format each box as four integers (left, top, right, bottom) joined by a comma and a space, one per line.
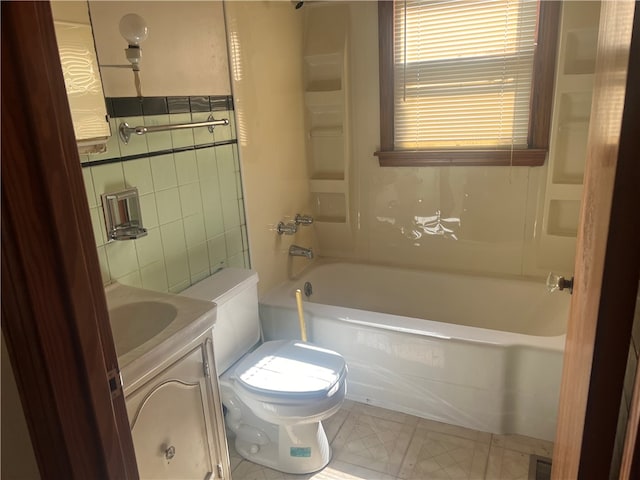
289, 244, 313, 259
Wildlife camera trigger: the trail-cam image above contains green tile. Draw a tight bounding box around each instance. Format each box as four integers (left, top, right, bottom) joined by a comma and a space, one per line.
105, 240, 138, 279
187, 243, 210, 280
150, 154, 177, 190
235, 170, 243, 197
241, 226, 249, 251
89, 207, 106, 246
225, 227, 243, 257
221, 189, 241, 229
192, 112, 215, 145
228, 252, 245, 268
91, 163, 125, 205
169, 113, 194, 148
160, 220, 187, 255
175, 150, 199, 185
238, 199, 247, 225
117, 116, 149, 156
196, 148, 218, 181
190, 269, 210, 285
144, 115, 173, 152
216, 145, 235, 178
96, 246, 111, 285
201, 178, 224, 238
155, 188, 182, 225
207, 234, 227, 270
139, 193, 159, 229
203, 207, 224, 240
183, 213, 206, 248
165, 251, 190, 289
243, 250, 251, 269
232, 143, 240, 170
134, 227, 163, 267
82, 168, 98, 208
123, 158, 154, 195
115, 270, 142, 288
140, 260, 169, 292
169, 279, 190, 294
179, 184, 203, 217
160, 220, 189, 288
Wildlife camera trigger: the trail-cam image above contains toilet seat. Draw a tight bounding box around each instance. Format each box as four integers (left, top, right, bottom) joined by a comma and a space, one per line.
232, 340, 347, 402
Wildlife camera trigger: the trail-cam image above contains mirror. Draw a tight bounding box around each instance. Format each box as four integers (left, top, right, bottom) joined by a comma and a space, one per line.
50, 1, 110, 153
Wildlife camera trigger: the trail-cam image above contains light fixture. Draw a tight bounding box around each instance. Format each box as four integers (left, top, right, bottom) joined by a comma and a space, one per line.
99, 13, 148, 97
118, 13, 148, 71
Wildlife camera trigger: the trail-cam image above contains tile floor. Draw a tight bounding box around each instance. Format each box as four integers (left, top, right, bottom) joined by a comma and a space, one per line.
228, 400, 554, 480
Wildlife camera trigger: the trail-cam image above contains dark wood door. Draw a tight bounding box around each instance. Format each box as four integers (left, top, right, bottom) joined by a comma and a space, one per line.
1, 2, 138, 478
552, 1, 640, 478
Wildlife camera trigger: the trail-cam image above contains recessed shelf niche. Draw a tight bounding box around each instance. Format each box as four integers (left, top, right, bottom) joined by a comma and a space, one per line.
303, 3, 351, 252
536, 0, 600, 274
547, 200, 581, 237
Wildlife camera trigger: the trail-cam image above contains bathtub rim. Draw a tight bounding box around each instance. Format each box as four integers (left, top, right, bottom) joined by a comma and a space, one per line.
262, 260, 567, 352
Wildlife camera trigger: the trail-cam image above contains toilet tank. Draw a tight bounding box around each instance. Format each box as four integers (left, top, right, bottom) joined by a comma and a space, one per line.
181, 268, 261, 374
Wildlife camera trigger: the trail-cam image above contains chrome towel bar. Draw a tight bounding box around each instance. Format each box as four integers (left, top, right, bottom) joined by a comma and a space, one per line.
118, 114, 229, 144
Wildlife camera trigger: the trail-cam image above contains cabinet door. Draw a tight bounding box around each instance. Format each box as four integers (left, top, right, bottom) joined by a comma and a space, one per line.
126, 344, 223, 480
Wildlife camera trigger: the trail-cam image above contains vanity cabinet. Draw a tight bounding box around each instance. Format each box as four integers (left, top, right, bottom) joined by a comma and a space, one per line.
125, 336, 230, 480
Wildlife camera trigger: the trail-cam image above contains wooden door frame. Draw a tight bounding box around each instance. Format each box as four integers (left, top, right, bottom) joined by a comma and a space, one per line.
552, 1, 640, 478
1, 2, 138, 478
1, 0, 639, 478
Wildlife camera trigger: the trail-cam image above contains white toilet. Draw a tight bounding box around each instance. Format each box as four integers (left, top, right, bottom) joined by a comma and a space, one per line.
182, 268, 347, 474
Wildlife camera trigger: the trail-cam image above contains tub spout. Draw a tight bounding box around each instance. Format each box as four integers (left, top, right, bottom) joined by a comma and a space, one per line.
289, 245, 313, 259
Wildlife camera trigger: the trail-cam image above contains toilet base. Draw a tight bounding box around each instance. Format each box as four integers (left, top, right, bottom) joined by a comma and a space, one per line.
234, 420, 331, 474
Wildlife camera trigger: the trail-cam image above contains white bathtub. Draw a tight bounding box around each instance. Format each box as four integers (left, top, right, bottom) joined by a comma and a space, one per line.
259, 262, 569, 441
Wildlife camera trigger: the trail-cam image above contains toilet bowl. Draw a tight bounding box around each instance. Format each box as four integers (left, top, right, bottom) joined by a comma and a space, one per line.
182, 268, 347, 474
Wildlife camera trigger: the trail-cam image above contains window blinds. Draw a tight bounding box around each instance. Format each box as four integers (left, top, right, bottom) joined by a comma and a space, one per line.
394, 0, 538, 149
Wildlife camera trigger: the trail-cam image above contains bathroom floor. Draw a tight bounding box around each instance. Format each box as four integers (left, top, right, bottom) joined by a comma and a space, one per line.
228, 400, 554, 480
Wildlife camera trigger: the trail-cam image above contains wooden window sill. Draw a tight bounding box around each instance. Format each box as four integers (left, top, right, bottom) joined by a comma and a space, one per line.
374, 149, 547, 167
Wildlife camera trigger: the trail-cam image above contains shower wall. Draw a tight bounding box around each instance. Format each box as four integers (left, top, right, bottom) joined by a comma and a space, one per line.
224, 1, 315, 296
308, 1, 599, 279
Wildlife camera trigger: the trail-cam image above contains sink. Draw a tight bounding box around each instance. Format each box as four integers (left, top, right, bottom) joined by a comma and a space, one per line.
109, 301, 178, 357
104, 282, 217, 389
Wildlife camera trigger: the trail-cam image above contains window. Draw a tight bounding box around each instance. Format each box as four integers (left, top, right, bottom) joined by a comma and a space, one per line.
376, 0, 560, 166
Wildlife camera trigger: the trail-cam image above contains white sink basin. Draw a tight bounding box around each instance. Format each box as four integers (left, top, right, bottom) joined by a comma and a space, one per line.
109, 301, 178, 357
104, 283, 216, 390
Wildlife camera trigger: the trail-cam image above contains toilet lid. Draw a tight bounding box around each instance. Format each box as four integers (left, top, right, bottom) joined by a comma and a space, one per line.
233, 340, 346, 400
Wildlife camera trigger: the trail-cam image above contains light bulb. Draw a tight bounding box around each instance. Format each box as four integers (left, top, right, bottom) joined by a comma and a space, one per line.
119, 14, 148, 46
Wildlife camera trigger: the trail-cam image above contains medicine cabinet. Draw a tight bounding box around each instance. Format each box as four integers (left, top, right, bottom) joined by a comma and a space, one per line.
51, 1, 110, 153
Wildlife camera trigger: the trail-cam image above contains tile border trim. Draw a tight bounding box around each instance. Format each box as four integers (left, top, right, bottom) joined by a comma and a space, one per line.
81, 139, 238, 168
106, 95, 234, 118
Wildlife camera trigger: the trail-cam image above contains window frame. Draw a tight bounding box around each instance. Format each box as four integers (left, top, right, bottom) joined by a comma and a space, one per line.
375, 0, 561, 167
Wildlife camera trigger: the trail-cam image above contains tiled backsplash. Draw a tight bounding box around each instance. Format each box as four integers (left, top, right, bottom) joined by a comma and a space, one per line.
81, 95, 249, 293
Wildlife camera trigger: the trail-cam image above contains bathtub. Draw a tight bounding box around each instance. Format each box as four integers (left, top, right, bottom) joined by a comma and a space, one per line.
259, 261, 569, 442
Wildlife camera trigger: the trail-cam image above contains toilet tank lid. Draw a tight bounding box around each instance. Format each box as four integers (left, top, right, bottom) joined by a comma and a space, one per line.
181, 268, 258, 304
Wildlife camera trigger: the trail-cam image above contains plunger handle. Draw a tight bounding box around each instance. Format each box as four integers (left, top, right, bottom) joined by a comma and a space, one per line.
295, 289, 308, 342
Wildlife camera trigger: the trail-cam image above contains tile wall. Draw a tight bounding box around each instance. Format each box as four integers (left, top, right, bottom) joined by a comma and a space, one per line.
81, 95, 249, 293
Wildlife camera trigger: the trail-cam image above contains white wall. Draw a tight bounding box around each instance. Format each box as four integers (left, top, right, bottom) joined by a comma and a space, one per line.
89, 1, 230, 96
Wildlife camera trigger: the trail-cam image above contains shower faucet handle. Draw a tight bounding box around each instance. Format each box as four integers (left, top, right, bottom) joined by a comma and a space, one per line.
546, 272, 574, 294
276, 221, 298, 235
295, 214, 314, 226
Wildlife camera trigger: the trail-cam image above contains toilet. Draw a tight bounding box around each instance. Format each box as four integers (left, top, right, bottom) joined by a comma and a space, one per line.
182, 268, 347, 474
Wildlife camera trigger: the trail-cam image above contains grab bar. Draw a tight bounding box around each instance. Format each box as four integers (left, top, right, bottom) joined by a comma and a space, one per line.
118, 114, 229, 144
